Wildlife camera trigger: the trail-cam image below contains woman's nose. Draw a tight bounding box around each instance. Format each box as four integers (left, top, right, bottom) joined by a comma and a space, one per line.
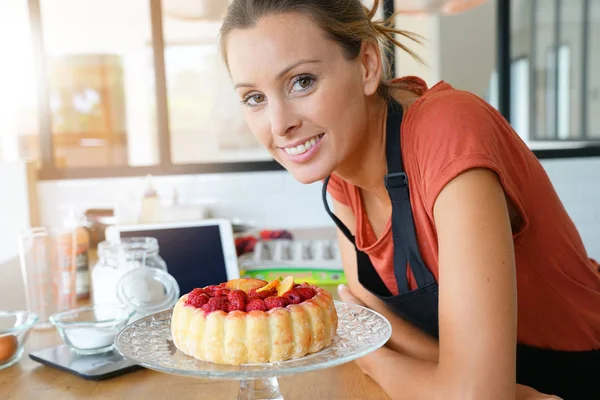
269, 102, 301, 137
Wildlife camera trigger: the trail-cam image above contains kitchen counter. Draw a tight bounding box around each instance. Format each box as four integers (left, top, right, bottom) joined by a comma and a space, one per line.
0, 287, 391, 400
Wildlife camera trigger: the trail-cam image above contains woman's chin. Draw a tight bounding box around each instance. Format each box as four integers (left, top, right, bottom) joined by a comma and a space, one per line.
287, 163, 332, 185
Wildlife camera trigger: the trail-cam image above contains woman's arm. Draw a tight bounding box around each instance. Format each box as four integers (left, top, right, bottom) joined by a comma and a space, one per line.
332, 168, 557, 399
433, 168, 517, 398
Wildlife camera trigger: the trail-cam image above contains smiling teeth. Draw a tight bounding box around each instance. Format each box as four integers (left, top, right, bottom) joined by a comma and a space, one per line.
284, 135, 321, 155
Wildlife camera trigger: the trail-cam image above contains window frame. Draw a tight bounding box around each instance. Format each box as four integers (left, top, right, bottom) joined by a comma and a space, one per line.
29, 0, 600, 181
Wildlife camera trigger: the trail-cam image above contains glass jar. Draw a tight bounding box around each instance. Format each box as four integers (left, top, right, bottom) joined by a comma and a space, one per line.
91, 237, 179, 319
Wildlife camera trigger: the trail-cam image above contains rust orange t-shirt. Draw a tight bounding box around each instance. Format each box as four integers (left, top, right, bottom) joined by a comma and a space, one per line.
327, 78, 600, 351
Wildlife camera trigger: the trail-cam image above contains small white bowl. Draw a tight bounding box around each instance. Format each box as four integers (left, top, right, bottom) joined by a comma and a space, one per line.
50, 305, 134, 355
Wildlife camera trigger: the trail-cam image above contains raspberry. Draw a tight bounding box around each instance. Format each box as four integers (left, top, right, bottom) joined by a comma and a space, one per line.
227, 290, 247, 303
282, 290, 303, 305
204, 285, 220, 297
228, 298, 246, 312
264, 296, 290, 310
298, 282, 311, 288
245, 298, 267, 312
202, 297, 228, 313
219, 282, 227, 287
296, 287, 316, 301
214, 287, 231, 297
185, 289, 209, 308
248, 288, 277, 300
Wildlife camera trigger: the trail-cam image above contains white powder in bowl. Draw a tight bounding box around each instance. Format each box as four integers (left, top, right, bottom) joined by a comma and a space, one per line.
65, 327, 119, 350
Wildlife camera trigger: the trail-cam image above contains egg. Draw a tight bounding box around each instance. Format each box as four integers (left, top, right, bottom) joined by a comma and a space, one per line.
0, 335, 18, 362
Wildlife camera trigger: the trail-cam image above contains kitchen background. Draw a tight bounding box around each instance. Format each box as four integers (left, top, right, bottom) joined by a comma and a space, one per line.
1, 0, 600, 296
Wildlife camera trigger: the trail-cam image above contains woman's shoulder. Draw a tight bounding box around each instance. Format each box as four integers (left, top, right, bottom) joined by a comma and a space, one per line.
409, 80, 491, 117
398, 79, 533, 216
402, 79, 513, 153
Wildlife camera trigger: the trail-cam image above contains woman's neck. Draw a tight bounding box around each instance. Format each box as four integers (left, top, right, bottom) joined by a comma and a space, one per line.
334, 95, 390, 203
333, 89, 421, 202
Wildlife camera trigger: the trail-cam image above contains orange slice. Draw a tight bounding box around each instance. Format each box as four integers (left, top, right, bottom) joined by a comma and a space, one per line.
277, 276, 295, 296
256, 278, 280, 293
225, 278, 267, 293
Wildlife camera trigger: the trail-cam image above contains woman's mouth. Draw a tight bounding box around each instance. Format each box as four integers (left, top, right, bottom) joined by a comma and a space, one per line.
280, 133, 325, 163
282, 133, 324, 155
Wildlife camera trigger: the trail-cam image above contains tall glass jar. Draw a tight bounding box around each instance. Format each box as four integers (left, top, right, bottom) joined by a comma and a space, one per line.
91, 237, 178, 318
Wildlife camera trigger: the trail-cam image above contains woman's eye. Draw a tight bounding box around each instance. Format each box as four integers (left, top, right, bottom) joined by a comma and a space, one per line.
244, 93, 266, 106
292, 76, 315, 92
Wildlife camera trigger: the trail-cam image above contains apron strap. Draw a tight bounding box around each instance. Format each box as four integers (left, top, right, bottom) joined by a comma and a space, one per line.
321, 176, 354, 244
385, 101, 436, 293
322, 177, 392, 296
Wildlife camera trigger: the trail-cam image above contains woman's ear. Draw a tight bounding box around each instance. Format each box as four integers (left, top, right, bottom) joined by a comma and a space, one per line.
360, 41, 383, 96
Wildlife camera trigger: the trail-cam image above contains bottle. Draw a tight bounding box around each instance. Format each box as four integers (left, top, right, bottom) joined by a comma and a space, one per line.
63, 204, 91, 300
55, 228, 77, 311
139, 174, 162, 223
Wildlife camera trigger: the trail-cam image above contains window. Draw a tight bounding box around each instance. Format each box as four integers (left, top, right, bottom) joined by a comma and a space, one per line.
4, 0, 282, 179
545, 45, 571, 139
40, 0, 160, 168
0, 0, 40, 164
511, 58, 530, 141
589, 0, 600, 139
493, 0, 600, 144
486, 57, 530, 141
161, 13, 269, 164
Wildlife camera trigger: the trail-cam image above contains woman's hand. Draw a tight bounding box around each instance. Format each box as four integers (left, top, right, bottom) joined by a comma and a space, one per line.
337, 283, 366, 307
516, 384, 563, 400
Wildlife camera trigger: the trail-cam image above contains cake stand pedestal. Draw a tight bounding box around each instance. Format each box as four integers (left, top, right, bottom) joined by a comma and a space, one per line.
115, 301, 391, 400
237, 377, 282, 400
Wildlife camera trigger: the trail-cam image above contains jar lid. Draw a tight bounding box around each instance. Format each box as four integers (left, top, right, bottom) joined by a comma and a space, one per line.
116, 267, 180, 316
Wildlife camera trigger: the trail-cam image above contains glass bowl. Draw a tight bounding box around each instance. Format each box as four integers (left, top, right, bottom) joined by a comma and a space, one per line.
0, 311, 39, 370
50, 305, 135, 355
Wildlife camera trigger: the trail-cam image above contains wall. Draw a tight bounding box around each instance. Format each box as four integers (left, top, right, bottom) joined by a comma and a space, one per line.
434, 0, 496, 96
36, 155, 600, 261
37, 171, 332, 230
540, 157, 600, 261
393, 13, 438, 86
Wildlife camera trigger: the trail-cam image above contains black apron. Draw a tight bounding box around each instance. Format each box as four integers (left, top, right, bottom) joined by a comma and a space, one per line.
322, 101, 600, 399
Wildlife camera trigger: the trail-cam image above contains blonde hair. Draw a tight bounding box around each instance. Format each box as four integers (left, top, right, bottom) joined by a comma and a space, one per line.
220, 0, 424, 98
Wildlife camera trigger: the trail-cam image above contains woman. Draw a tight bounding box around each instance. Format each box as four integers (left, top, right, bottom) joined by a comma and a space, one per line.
219, 1, 600, 399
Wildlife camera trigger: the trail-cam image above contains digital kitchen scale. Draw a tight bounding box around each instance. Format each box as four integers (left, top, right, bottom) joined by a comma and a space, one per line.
29, 344, 143, 381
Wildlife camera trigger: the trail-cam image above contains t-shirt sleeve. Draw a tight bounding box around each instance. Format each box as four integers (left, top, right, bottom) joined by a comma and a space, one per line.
410, 90, 530, 231
325, 174, 350, 206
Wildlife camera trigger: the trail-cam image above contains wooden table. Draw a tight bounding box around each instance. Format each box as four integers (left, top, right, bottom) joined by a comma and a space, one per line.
0, 288, 390, 400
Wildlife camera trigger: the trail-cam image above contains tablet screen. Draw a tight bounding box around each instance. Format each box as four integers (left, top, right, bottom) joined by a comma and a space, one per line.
119, 224, 231, 295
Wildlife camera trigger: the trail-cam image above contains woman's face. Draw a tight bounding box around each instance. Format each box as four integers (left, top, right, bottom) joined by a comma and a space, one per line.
225, 13, 381, 184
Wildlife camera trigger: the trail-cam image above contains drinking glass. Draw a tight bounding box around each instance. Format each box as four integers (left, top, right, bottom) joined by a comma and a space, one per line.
18, 227, 77, 329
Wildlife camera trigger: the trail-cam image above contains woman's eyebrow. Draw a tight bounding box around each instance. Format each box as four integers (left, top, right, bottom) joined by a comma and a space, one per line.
233, 59, 322, 90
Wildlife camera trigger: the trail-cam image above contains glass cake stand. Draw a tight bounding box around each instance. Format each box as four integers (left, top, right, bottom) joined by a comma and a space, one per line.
115, 301, 391, 400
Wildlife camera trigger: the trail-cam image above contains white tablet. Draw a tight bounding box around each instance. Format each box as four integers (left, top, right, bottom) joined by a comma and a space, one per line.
105, 219, 240, 295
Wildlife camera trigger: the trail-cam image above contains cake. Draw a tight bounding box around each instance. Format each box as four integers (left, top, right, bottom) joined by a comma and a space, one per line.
170, 276, 338, 365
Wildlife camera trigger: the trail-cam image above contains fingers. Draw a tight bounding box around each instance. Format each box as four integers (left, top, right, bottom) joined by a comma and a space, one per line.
516, 384, 563, 400
337, 284, 361, 304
